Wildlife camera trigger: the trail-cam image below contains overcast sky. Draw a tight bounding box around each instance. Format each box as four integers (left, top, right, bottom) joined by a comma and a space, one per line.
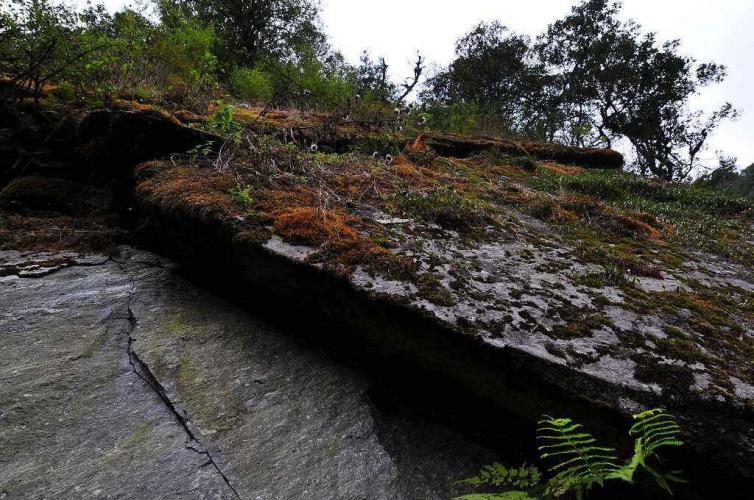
97, 0, 754, 167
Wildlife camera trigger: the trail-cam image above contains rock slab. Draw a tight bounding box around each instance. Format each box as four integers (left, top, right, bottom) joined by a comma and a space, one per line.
0, 248, 492, 499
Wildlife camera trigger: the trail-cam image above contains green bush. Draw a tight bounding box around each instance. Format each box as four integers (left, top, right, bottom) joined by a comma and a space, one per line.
229, 67, 274, 102
268, 56, 356, 111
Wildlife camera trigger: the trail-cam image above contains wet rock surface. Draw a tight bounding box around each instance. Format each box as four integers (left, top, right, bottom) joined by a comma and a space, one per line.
0, 248, 494, 499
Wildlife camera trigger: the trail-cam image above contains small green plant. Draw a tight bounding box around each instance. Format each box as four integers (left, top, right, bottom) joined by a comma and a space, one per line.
579, 264, 627, 288
187, 141, 216, 162
454, 409, 685, 500
207, 102, 244, 141
230, 186, 254, 207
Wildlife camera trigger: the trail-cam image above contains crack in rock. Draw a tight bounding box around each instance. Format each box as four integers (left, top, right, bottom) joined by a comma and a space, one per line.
118, 263, 241, 499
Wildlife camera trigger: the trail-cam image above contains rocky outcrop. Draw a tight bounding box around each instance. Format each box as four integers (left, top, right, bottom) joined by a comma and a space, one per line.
0, 248, 496, 499
78, 109, 221, 181
423, 133, 624, 168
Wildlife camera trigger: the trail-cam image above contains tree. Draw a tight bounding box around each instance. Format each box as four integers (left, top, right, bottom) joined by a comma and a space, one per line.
160, 0, 326, 67
424, 21, 556, 139
0, 0, 105, 103
538, 0, 736, 180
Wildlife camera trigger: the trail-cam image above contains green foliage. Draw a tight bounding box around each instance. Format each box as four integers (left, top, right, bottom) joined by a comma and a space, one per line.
423, 21, 548, 139
482, 151, 538, 171
578, 264, 627, 288
0, 0, 101, 102
456, 463, 542, 491
537, 416, 622, 498
269, 54, 357, 111
423, 101, 512, 137
152, 18, 217, 104
423, 0, 735, 179
161, 0, 326, 67
230, 186, 254, 207
207, 102, 243, 140
697, 162, 754, 199
620, 409, 686, 493
229, 67, 274, 102
455, 493, 537, 500
456, 408, 685, 499
76, 9, 217, 107
530, 168, 754, 264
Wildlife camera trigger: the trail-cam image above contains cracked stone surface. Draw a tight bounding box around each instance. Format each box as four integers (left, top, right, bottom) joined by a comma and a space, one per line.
0, 247, 494, 499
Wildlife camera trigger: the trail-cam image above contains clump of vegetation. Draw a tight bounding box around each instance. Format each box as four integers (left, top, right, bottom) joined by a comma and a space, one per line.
229, 67, 274, 102
400, 188, 490, 230
454, 409, 685, 499
417, 272, 457, 306
230, 186, 254, 207
528, 168, 754, 265
481, 151, 538, 172
578, 264, 627, 288
206, 102, 244, 140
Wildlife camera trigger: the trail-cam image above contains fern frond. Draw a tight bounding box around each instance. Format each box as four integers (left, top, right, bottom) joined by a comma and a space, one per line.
629, 408, 684, 459
454, 463, 542, 490
453, 492, 536, 500
606, 408, 686, 494
537, 416, 620, 497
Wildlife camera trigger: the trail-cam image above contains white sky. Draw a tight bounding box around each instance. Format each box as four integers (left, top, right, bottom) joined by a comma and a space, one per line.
96, 0, 754, 167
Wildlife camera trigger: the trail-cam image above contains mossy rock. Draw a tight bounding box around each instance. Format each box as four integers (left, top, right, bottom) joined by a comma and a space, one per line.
0, 176, 88, 213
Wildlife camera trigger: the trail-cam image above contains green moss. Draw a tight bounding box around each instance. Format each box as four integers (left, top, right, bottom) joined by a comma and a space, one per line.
399, 187, 491, 231
548, 303, 613, 339
654, 327, 710, 365
417, 273, 458, 307
578, 264, 627, 288
122, 423, 153, 449
528, 168, 754, 265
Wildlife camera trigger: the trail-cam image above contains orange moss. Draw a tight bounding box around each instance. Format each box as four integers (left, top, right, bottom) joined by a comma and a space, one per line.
272, 206, 359, 246
614, 214, 662, 239
541, 162, 583, 176
137, 166, 237, 217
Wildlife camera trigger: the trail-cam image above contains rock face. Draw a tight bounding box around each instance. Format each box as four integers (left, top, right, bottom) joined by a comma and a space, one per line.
0, 248, 494, 499
78, 109, 221, 181
422, 133, 624, 169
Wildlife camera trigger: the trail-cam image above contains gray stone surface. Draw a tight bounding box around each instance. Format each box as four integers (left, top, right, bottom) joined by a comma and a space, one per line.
0, 248, 494, 499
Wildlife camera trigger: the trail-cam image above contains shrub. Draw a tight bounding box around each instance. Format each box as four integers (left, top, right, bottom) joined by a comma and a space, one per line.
229, 67, 274, 102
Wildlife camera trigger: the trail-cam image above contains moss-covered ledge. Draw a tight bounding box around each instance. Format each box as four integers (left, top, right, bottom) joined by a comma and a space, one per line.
134, 156, 754, 493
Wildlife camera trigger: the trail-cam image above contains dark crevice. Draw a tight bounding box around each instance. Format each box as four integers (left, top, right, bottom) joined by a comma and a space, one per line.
118, 263, 241, 499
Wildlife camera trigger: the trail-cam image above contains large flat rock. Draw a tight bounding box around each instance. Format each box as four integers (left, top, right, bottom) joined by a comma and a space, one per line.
0, 248, 493, 499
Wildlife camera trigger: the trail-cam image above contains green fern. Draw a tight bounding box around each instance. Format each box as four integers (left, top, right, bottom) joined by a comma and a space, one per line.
455, 463, 542, 490
454, 492, 537, 500
455, 408, 685, 499
609, 408, 686, 493
537, 417, 621, 499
